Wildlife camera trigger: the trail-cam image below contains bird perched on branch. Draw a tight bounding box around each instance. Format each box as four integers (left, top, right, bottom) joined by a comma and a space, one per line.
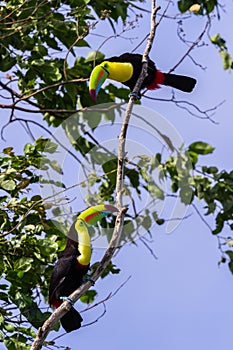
89, 53, 197, 102
49, 204, 118, 332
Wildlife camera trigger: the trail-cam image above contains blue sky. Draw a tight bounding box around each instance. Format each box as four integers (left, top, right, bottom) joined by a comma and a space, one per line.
1, 1, 233, 349
52, 2, 233, 349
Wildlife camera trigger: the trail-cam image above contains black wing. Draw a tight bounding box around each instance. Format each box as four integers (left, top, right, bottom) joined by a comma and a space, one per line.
49, 254, 76, 304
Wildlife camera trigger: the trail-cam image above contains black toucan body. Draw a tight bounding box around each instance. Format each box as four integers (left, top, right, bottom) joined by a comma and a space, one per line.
49, 222, 87, 332
49, 205, 118, 332
89, 53, 197, 102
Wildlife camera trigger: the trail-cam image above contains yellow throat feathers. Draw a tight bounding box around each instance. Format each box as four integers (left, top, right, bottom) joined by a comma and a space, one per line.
75, 219, 91, 266
102, 61, 133, 83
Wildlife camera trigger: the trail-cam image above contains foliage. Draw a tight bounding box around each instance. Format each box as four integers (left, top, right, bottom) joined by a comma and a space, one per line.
0, 138, 67, 347
0, 138, 121, 346
1, 137, 233, 347
210, 34, 233, 70
0, 0, 141, 127
177, 1, 233, 71
178, 0, 219, 15
0, 0, 232, 348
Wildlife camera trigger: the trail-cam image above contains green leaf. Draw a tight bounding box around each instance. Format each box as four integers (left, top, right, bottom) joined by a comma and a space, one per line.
202, 166, 218, 174
180, 186, 194, 205
49, 160, 63, 174
14, 258, 33, 272
125, 168, 140, 189
32, 45, 48, 57
85, 51, 105, 63
189, 141, 215, 155
24, 143, 35, 155
226, 251, 233, 274
4, 334, 30, 350
141, 215, 152, 230
3, 147, 14, 155
102, 159, 117, 185
146, 183, 164, 200
204, 0, 218, 14
178, 0, 193, 13
0, 179, 16, 191
80, 290, 97, 304
210, 34, 226, 49
219, 50, 233, 70
0, 54, 16, 72
35, 138, 58, 153
156, 218, 165, 225
76, 39, 90, 47
31, 58, 45, 67
101, 261, 121, 278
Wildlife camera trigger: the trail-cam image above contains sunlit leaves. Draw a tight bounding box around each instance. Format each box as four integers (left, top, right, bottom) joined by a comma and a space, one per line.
90, 261, 121, 279
210, 34, 233, 70
0, 139, 67, 345
225, 251, 233, 275
80, 290, 97, 304
178, 0, 219, 15
188, 141, 215, 155
85, 51, 105, 63
178, 0, 233, 71
0, 0, 138, 125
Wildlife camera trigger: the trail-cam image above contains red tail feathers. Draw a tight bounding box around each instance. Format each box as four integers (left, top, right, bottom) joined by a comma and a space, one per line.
147, 70, 165, 90
146, 70, 196, 93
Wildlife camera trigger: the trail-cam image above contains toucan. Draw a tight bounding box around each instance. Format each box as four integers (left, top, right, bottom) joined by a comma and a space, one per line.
89, 53, 197, 102
49, 204, 118, 332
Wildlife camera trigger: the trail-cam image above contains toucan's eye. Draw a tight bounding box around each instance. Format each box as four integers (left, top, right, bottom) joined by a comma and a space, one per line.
77, 219, 84, 226
103, 63, 109, 68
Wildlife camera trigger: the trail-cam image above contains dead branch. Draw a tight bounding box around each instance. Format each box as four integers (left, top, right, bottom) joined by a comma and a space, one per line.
169, 18, 211, 73
143, 94, 224, 124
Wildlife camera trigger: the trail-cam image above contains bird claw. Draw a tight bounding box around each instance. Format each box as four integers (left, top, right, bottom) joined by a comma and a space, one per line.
60, 296, 74, 306
82, 275, 95, 285
129, 92, 141, 100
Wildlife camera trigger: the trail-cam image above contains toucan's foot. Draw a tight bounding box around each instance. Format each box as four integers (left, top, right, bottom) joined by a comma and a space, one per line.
60, 296, 74, 306
129, 92, 141, 100
83, 275, 95, 285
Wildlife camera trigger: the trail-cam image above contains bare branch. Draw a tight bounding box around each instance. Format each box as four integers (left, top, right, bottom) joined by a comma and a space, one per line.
82, 276, 131, 313
169, 18, 211, 73
139, 236, 158, 260
143, 94, 224, 124
192, 203, 213, 233
82, 303, 107, 327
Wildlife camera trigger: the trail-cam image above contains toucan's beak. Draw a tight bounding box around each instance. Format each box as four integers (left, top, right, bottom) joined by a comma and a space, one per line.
78, 204, 118, 225
89, 65, 109, 102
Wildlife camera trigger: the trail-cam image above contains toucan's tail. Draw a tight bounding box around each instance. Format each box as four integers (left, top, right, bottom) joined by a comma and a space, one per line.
60, 307, 83, 332
147, 71, 196, 93
163, 73, 196, 92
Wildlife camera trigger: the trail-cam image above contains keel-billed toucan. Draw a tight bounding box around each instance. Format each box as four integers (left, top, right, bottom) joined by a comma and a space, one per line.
89, 53, 197, 102
49, 204, 118, 332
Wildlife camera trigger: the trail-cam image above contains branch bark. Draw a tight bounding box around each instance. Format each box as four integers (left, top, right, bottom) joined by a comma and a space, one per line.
31, 1, 160, 349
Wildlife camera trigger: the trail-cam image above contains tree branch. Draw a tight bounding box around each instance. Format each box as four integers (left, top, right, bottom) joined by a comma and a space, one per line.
169, 17, 211, 73
31, 2, 160, 349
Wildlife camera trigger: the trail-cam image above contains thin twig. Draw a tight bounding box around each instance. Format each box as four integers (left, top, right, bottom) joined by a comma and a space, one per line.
192, 203, 213, 233
82, 275, 132, 313
169, 18, 211, 73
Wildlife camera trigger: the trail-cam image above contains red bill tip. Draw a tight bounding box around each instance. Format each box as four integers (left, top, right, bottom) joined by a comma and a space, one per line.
89, 89, 97, 103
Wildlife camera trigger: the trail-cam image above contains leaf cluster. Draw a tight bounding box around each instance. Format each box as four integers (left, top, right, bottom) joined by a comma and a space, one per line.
210, 34, 233, 70
0, 0, 140, 126
178, 0, 219, 15
158, 141, 233, 271
0, 138, 68, 347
